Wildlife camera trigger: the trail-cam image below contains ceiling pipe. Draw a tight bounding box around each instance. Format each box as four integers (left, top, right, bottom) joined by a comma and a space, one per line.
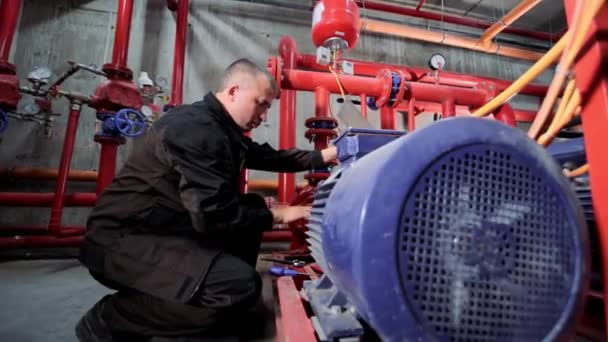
479, 0, 542, 47
354, 0, 558, 43
360, 18, 545, 61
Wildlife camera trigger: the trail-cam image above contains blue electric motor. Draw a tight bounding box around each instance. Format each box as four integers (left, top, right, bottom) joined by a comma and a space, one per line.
304, 117, 589, 341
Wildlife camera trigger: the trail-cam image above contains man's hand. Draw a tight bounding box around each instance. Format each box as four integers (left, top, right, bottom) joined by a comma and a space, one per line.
271, 206, 311, 224
321, 146, 338, 164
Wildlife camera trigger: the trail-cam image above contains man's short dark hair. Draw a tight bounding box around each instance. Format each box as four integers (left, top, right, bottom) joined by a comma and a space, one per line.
218, 58, 278, 96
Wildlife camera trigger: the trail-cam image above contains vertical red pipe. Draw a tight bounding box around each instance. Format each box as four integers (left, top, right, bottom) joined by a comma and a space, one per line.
0, 0, 21, 62
564, 0, 608, 331
408, 99, 416, 131
415, 0, 427, 11
380, 106, 395, 129
314, 86, 330, 150
96, 142, 119, 195
278, 37, 297, 204
111, 0, 134, 68
441, 99, 456, 118
360, 93, 367, 119
170, 0, 188, 106
48, 102, 82, 234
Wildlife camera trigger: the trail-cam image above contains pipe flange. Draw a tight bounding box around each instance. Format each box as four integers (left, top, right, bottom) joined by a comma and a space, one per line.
390, 70, 408, 108
304, 117, 338, 129
373, 69, 393, 108
101, 63, 133, 81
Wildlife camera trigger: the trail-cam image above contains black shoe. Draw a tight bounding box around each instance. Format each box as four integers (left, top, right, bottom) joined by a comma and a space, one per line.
75, 296, 150, 342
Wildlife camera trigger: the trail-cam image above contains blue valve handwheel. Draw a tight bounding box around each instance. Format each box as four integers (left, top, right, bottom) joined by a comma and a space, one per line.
114, 108, 146, 137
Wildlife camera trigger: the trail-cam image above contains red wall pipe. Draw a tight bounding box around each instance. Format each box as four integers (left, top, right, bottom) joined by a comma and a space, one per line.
0, 0, 21, 62
278, 37, 297, 204
353, 0, 557, 42
0, 192, 96, 207
359, 94, 368, 118
48, 102, 82, 234
96, 141, 119, 195
111, 0, 134, 68
407, 99, 416, 131
170, 0, 188, 106
0, 226, 85, 236
282, 69, 488, 108
297, 54, 549, 97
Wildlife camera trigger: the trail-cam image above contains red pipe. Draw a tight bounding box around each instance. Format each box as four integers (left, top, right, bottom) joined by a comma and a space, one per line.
96, 141, 119, 195
360, 93, 368, 118
354, 0, 557, 42
0, 226, 85, 236
278, 37, 297, 204
48, 103, 82, 234
0, 235, 83, 249
297, 54, 549, 97
494, 104, 517, 127
441, 99, 456, 118
0, 0, 21, 62
407, 99, 416, 131
0, 229, 290, 249
415, 0, 427, 11
0, 192, 96, 207
111, 0, 134, 68
380, 106, 395, 129
282, 69, 488, 107
170, 0, 188, 106
313, 87, 330, 150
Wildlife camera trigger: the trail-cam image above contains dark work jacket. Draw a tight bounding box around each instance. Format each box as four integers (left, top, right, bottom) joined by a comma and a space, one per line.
80, 92, 325, 303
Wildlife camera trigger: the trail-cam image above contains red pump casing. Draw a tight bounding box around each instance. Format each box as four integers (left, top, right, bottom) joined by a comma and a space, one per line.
311, 0, 361, 49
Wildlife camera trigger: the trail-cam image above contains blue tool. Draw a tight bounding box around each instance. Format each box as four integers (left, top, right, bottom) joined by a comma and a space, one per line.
269, 266, 308, 277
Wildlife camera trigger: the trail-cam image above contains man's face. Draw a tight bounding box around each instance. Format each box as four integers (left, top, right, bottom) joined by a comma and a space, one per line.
231, 74, 275, 132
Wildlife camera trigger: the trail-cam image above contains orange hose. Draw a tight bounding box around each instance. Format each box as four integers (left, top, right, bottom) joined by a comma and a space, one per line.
528, 0, 603, 139
538, 90, 581, 146
479, 0, 542, 47
566, 163, 590, 178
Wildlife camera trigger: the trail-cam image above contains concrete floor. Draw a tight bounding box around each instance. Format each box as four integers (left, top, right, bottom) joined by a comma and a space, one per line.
0, 249, 279, 342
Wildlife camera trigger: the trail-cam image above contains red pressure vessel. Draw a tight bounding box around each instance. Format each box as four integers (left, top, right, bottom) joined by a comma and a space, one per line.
311, 0, 361, 50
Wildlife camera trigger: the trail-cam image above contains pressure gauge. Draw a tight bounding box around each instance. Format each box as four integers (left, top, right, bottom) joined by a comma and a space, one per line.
428, 53, 446, 71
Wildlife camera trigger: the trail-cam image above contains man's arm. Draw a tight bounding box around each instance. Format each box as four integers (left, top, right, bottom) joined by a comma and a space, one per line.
162, 123, 273, 235
244, 138, 337, 172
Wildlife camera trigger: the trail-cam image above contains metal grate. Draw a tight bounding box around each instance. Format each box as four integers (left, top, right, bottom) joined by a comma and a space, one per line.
398, 145, 575, 342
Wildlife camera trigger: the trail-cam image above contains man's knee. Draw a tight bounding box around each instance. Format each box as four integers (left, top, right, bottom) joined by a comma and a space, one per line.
191, 253, 261, 309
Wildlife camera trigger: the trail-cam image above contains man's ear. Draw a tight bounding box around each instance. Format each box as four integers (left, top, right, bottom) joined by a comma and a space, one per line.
228, 85, 239, 100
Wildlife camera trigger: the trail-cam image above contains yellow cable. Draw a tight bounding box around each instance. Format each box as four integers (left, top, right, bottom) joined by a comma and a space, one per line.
471, 32, 569, 118
328, 65, 346, 100
566, 163, 590, 178
538, 90, 581, 146
546, 79, 577, 133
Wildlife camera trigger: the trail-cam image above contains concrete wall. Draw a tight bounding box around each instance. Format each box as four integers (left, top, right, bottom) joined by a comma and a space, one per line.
0, 0, 555, 226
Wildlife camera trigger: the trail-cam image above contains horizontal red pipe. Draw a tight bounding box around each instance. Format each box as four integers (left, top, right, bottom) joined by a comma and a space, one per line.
396, 101, 537, 122
353, 0, 557, 42
0, 226, 85, 236
0, 229, 291, 250
0, 235, 83, 249
0, 0, 21, 61
0, 192, 96, 207
297, 54, 549, 97
282, 69, 488, 107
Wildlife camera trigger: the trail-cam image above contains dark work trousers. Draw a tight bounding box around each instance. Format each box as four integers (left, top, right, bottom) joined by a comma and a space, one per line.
94, 227, 265, 338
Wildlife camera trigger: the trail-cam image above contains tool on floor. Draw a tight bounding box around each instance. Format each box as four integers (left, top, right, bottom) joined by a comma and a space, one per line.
269, 266, 308, 277
261, 257, 307, 267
